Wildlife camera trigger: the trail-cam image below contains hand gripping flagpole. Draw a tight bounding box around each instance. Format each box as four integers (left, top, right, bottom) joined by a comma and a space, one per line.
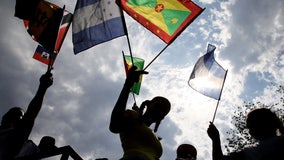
122, 51, 137, 106
211, 69, 228, 123
119, 6, 138, 105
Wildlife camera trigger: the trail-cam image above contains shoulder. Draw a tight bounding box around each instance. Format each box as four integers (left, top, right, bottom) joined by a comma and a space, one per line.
241, 136, 284, 160
124, 109, 139, 119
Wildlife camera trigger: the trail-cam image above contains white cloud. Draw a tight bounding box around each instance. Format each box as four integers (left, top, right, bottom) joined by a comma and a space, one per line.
1, 0, 283, 160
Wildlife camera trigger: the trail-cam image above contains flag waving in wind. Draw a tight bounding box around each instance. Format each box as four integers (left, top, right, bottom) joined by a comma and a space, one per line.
33, 45, 56, 65
23, 0, 64, 53
117, 0, 204, 44
72, 0, 126, 54
54, 10, 73, 53
188, 44, 227, 100
32, 7, 72, 66
123, 53, 145, 95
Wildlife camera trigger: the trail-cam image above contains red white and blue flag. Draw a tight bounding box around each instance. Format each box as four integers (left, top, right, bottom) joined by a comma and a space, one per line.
54, 9, 73, 53
33, 45, 56, 65
33, 7, 72, 65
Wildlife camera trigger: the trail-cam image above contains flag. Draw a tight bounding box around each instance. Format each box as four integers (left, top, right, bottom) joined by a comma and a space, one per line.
23, 1, 64, 52
117, 0, 204, 44
72, 0, 127, 54
188, 44, 227, 100
123, 54, 145, 95
14, 0, 40, 20
54, 10, 73, 53
32, 9, 72, 65
33, 45, 57, 65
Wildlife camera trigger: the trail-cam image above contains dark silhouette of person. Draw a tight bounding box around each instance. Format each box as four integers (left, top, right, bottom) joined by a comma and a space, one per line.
15, 135, 84, 160
15, 136, 57, 159
38, 136, 57, 152
176, 144, 197, 160
109, 66, 171, 160
207, 108, 284, 160
0, 71, 53, 160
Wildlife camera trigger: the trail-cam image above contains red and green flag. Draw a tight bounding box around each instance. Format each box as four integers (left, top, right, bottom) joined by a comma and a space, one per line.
117, 0, 204, 44
123, 54, 145, 95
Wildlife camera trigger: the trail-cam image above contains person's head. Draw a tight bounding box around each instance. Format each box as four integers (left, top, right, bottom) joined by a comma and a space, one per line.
1, 107, 25, 129
176, 144, 197, 160
246, 108, 284, 140
38, 136, 57, 152
141, 96, 171, 132
142, 96, 170, 121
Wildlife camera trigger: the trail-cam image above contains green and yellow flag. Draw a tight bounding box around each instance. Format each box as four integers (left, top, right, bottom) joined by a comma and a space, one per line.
123, 54, 145, 95
117, 0, 204, 44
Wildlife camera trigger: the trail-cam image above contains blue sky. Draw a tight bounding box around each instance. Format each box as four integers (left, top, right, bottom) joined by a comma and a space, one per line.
0, 0, 283, 160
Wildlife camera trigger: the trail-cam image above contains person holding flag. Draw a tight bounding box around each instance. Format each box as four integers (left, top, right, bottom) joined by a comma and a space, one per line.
0, 71, 53, 159
109, 66, 171, 160
207, 108, 284, 160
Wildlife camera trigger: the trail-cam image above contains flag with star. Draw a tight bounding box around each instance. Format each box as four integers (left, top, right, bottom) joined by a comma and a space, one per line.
72, 0, 127, 54
117, 0, 204, 44
123, 53, 145, 95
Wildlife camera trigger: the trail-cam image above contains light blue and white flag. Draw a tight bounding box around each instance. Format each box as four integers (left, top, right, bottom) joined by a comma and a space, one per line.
188, 44, 227, 100
72, 0, 126, 54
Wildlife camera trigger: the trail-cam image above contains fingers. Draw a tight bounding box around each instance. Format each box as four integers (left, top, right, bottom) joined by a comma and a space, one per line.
136, 70, 148, 75
129, 65, 137, 72
129, 66, 148, 75
40, 71, 54, 88
126, 66, 148, 84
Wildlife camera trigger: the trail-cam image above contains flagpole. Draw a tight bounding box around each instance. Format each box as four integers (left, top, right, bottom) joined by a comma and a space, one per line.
47, 52, 55, 73
143, 44, 170, 70
119, 7, 134, 65
132, 93, 137, 104
119, 7, 138, 105
211, 70, 228, 123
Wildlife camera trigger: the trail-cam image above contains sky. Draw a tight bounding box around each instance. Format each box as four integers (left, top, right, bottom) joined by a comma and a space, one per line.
0, 0, 283, 160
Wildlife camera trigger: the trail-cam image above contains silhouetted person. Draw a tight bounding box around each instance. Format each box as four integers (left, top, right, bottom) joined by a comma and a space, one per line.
38, 136, 57, 154
0, 71, 53, 160
16, 135, 57, 159
176, 144, 197, 160
207, 108, 284, 160
109, 66, 171, 160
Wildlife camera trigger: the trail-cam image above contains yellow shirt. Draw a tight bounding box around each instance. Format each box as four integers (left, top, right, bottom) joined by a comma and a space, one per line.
120, 110, 162, 160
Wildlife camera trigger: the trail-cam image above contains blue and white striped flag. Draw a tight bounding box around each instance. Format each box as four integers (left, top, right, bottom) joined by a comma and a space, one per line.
188, 44, 227, 100
72, 0, 126, 54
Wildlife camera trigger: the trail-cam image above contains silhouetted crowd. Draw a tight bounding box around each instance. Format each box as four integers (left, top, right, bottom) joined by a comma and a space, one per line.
1, 67, 284, 160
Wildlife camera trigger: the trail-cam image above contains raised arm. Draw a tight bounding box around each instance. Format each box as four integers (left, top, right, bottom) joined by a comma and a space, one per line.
207, 122, 224, 160
109, 66, 147, 133
22, 71, 53, 135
